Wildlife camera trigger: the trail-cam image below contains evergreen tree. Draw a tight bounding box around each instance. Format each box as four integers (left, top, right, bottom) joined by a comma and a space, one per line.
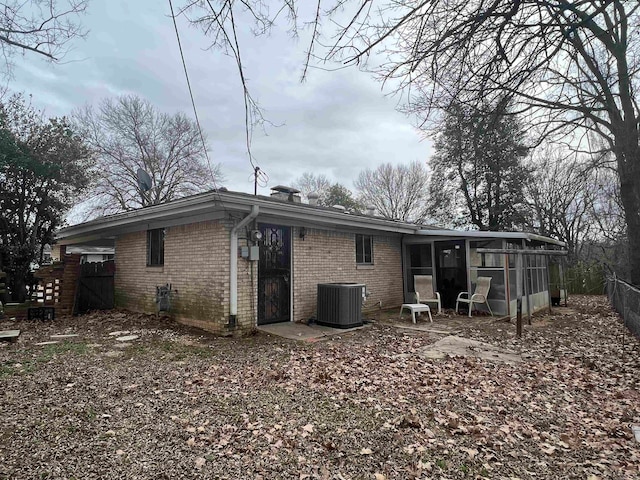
0, 94, 92, 301
428, 101, 530, 231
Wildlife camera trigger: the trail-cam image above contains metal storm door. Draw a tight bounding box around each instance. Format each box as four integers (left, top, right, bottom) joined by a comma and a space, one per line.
257, 224, 291, 325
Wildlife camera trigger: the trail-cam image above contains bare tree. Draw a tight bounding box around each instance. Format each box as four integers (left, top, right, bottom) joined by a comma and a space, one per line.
524, 149, 595, 261
355, 161, 429, 222
0, 0, 88, 77
589, 167, 626, 246
582, 164, 628, 277
293, 172, 331, 202
74, 95, 224, 217
184, 1, 640, 284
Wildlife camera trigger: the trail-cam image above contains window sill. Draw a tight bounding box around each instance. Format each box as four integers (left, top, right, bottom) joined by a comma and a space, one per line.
356, 264, 374, 270
146, 265, 164, 270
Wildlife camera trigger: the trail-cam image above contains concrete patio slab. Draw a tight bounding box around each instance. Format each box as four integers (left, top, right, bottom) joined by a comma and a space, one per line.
257, 322, 367, 341
418, 335, 523, 363
392, 324, 461, 336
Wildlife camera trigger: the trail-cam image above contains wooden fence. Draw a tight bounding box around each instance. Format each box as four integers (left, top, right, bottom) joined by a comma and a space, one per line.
75, 260, 115, 314
32, 254, 81, 315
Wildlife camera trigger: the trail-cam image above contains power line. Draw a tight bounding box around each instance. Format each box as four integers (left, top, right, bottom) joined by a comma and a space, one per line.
168, 0, 228, 211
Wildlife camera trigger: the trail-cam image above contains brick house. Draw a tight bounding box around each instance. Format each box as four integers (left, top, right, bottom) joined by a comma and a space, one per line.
56, 187, 564, 334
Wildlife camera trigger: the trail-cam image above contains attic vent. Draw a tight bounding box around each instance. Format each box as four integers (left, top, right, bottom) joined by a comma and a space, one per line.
332, 205, 346, 212
308, 192, 319, 206
270, 185, 301, 203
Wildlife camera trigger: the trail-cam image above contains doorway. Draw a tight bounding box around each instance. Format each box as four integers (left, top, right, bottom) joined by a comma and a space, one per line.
257, 224, 291, 325
434, 240, 467, 308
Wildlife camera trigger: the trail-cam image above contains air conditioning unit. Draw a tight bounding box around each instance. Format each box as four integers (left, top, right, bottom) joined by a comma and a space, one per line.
317, 283, 365, 328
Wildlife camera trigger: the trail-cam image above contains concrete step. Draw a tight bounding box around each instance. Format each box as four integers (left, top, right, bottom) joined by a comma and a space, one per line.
0, 330, 20, 342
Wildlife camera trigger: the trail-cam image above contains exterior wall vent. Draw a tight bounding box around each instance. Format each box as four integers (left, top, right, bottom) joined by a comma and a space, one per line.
156, 283, 172, 312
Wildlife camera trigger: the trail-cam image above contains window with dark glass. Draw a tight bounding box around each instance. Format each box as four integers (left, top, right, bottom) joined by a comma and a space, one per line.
355, 234, 373, 264
147, 228, 165, 266
406, 243, 433, 292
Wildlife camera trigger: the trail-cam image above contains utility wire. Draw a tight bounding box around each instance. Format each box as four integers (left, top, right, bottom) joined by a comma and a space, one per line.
168, 0, 229, 214
249, 166, 269, 195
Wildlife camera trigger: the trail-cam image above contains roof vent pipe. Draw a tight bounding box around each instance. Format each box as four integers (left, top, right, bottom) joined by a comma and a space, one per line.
332, 205, 346, 212
365, 205, 376, 216
270, 185, 302, 203
308, 192, 319, 206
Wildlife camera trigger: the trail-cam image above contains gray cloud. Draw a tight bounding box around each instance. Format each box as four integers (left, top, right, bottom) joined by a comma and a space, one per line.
11, 0, 431, 198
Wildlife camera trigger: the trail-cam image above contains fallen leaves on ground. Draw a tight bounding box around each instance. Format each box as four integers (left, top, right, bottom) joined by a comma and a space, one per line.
0, 296, 638, 479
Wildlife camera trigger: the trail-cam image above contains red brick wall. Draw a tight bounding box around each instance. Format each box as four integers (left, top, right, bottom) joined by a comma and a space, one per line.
292, 227, 404, 322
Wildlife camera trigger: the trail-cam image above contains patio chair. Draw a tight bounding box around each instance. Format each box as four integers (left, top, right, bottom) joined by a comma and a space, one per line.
413, 275, 442, 314
455, 276, 494, 318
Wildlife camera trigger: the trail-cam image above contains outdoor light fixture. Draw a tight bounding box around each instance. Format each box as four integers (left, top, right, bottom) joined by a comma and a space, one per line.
299, 227, 307, 240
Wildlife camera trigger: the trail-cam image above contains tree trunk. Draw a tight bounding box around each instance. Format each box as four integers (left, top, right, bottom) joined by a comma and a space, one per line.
617, 146, 640, 285
10, 269, 28, 303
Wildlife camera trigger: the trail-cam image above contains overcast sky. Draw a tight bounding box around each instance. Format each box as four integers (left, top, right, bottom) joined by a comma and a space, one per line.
11, 0, 431, 197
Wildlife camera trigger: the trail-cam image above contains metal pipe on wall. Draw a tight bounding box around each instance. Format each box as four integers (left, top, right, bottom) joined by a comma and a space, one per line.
229, 205, 259, 327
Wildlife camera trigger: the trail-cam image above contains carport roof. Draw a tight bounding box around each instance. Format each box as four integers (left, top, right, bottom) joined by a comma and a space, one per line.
413, 228, 566, 246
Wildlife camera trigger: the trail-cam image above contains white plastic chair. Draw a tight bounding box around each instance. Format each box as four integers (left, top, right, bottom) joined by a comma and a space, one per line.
456, 276, 494, 317
414, 275, 442, 314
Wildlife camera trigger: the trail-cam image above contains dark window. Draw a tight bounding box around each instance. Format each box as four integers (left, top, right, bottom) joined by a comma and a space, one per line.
409, 244, 432, 269
147, 228, 165, 266
355, 234, 373, 264
407, 244, 433, 291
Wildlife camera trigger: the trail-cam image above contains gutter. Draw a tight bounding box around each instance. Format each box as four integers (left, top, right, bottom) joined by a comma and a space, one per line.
229, 205, 259, 328
413, 229, 566, 247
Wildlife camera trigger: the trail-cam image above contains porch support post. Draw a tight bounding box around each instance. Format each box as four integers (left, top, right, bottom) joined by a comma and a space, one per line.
516, 252, 523, 338
524, 254, 532, 325
477, 248, 568, 338
229, 205, 259, 327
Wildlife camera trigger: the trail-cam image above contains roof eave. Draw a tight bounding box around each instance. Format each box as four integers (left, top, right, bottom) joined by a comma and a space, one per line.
57, 191, 420, 242
413, 229, 566, 247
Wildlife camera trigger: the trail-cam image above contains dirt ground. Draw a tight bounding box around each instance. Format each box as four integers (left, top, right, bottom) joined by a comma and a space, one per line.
1, 295, 639, 479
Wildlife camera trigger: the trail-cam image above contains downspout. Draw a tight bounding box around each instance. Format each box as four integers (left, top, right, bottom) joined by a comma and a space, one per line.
229, 205, 259, 328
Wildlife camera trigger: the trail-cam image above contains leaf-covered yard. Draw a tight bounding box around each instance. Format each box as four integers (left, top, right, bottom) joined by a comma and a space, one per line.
1, 295, 639, 479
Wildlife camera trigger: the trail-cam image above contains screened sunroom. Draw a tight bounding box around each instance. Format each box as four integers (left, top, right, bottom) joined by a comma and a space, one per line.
402, 230, 566, 317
